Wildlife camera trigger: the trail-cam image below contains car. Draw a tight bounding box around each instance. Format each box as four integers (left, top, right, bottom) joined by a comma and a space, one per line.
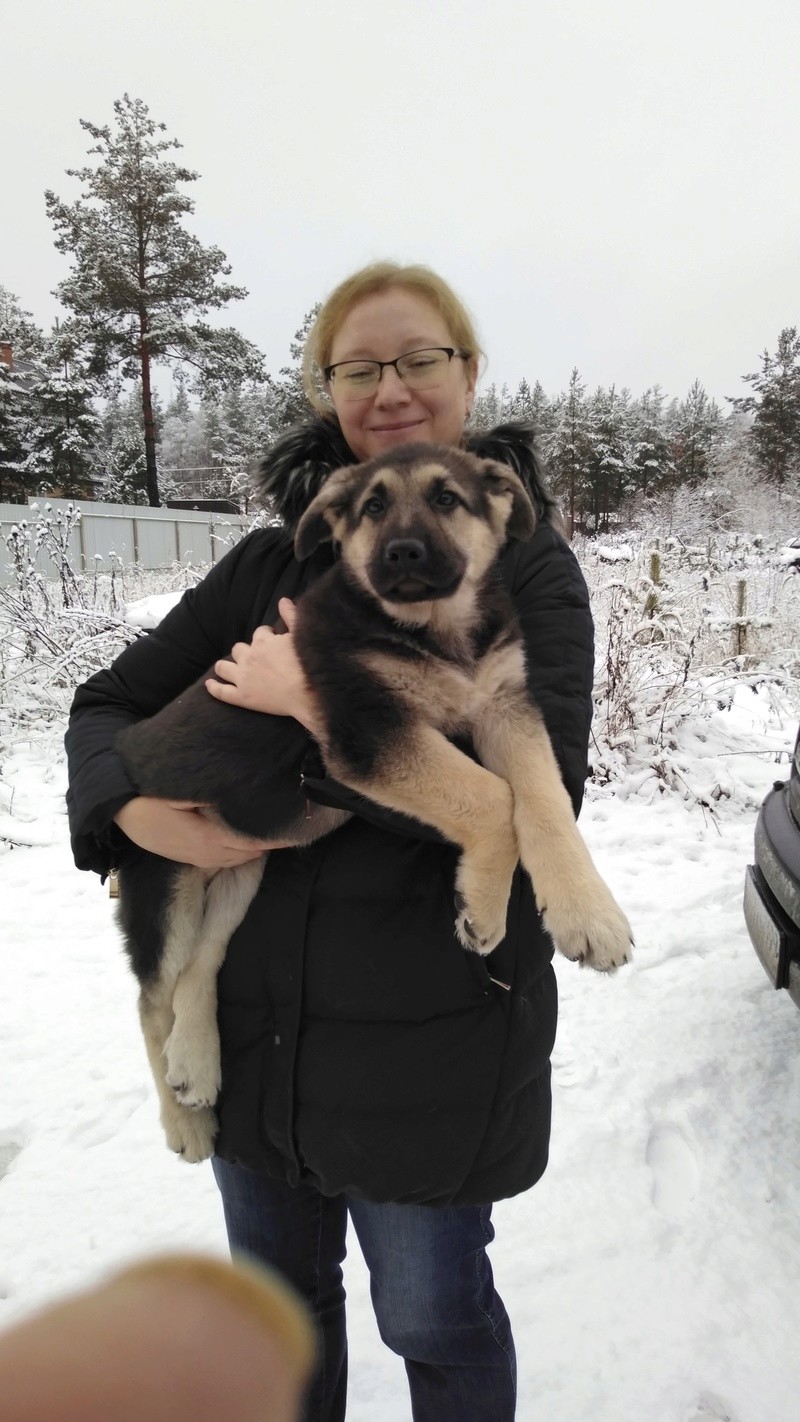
744, 723, 800, 1008
778, 536, 800, 570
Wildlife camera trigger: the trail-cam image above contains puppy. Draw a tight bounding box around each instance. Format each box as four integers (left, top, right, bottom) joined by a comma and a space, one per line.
116, 444, 632, 1160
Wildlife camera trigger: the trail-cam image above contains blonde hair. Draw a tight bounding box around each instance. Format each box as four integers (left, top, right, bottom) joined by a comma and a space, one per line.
302, 262, 484, 416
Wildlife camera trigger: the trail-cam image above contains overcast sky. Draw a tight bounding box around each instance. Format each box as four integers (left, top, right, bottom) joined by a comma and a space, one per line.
4, 0, 798, 407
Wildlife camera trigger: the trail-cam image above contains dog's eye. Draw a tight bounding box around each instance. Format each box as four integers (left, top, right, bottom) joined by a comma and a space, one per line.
434, 490, 459, 508
363, 496, 385, 516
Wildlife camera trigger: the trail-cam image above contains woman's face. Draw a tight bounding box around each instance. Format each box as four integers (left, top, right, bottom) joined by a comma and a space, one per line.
325, 287, 477, 462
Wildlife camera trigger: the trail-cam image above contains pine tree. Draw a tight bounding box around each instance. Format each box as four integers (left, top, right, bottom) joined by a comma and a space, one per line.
159, 369, 206, 477
270, 306, 319, 432
0, 287, 46, 502
0, 360, 28, 502
508, 378, 535, 421
585, 385, 633, 533
631, 386, 672, 497
669, 380, 722, 486
729, 327, 800, 485
45, 94, 266, 506
545, 369, 592, 536
22, 323, 101, 497
95, 388, 149, 505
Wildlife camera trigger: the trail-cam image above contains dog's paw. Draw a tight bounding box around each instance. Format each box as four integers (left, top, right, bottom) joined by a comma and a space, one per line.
453, 840, 515, 954
163, 1104, 217, 1164
454, 886, 509, 956
545, 882, 633, 973
455, 898, 502, 955
165, 1025, 221, 1110
165, 1071, 220, 1111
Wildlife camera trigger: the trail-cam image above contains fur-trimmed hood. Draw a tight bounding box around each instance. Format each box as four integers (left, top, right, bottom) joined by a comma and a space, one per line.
256, 418, 559, 535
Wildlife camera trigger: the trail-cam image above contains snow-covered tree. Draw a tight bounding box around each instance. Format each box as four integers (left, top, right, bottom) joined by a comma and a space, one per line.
0, 287, 46, 502
584, 384, 634, 533
545, 369, 593, 536
94, 387, 149, 505
0, 362, 29, 502
630, 386, 673, 497
668, 379, 722, 486
269, 305, 318, 432
729, 327, 800, 485
471, 382, 515, 430
21, 324, 101, 497
45, 94, 266, 506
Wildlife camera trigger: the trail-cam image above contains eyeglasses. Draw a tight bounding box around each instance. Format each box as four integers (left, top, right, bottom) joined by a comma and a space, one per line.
323, 347, 470, 400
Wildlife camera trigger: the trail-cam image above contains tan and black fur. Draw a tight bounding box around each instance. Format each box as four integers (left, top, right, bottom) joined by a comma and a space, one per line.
116, 443, 632, 1162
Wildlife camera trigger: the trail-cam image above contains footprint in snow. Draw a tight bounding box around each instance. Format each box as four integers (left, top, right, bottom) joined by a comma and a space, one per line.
68, 1085, 149, 1146
0, 1135, 24, 1182
646, 1121, 699, 1218
551, 1019, 597, 1091
688, 1391, 738, 1421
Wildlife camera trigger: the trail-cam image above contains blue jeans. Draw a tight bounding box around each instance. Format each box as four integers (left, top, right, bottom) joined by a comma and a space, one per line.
211, 1158, 517, 1422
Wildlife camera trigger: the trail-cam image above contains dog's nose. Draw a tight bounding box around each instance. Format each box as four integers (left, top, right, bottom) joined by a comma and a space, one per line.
383, 538, 427, 570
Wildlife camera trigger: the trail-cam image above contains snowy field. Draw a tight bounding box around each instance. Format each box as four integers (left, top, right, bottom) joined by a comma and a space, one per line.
2, 530, 800, 1421
2, 678, 799, 1422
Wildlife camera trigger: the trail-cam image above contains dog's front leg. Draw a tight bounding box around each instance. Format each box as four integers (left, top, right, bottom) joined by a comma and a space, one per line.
474, 696, 632, 971
324, 725, 519, 954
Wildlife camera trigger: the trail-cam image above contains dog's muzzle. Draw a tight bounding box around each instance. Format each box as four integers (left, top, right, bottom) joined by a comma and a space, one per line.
374, 537, 462, 602
383, 538, 427, 572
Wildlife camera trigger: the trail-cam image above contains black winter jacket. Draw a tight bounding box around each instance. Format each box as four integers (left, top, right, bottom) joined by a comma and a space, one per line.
65, 421, 595, 1206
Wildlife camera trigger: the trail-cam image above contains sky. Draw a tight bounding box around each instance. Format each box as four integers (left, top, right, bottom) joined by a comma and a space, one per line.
4, 0, 799, 406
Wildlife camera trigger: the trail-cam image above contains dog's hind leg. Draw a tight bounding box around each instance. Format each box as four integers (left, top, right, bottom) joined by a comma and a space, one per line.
138, 988, 218, 1163
474, 694, 632, 972
165, 857, 265, 1114
136, 866, 219, 1161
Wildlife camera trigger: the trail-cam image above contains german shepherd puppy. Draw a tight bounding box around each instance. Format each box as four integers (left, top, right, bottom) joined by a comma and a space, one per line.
116, 444, 632, 1161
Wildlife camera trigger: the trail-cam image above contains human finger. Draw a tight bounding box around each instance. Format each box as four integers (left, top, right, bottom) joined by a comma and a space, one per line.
210, 656, 239, 686
205, 675, 239, 701
252, 624, 278, 643
277, 598, 296, 630
0, 1252, 317, 1422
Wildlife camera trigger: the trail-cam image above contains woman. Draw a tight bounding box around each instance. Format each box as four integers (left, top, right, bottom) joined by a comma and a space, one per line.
66, 262, 595, 1422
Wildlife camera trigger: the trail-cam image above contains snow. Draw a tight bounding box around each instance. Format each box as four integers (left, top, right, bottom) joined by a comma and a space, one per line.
123, 590, 184, 629
596, 542, 635, 563
1, 670, 799, 1420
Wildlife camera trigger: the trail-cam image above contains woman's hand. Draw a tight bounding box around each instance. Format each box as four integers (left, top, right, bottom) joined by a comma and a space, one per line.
113, 797, 294, 871
205, 599, 321, 735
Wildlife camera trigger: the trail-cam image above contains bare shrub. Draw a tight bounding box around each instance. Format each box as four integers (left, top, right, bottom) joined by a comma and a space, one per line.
0, 505, 204, 736
581, 528, 800, 808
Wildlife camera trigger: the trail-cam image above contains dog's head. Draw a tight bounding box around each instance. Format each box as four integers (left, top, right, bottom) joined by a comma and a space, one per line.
294, 444, 536, 615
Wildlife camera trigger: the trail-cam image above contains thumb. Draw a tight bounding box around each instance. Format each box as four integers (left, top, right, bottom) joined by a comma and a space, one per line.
0, 1253, 317, 1422
278, 597, 297, 630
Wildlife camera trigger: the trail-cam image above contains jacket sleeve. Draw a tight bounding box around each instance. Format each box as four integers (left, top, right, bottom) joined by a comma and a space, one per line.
65, 533, 271, 874
504, 524, 595, 818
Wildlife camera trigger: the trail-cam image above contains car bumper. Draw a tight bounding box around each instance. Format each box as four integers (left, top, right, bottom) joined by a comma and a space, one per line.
744, 780, 800, 1008
744, 865, 800, 1007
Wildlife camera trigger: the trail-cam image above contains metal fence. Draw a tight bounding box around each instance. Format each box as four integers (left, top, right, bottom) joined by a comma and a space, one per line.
0, 497, 251, 586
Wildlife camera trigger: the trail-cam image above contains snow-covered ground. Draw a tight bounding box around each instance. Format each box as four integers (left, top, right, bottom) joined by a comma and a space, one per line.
2, 683, 799, 1422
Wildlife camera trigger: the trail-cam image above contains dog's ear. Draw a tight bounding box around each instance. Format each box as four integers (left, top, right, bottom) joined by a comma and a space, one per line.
294, 464, 361, 560
480, 460, 537, 541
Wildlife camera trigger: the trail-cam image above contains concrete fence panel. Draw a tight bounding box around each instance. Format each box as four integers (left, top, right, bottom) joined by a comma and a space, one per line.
0, 497, 251, 586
